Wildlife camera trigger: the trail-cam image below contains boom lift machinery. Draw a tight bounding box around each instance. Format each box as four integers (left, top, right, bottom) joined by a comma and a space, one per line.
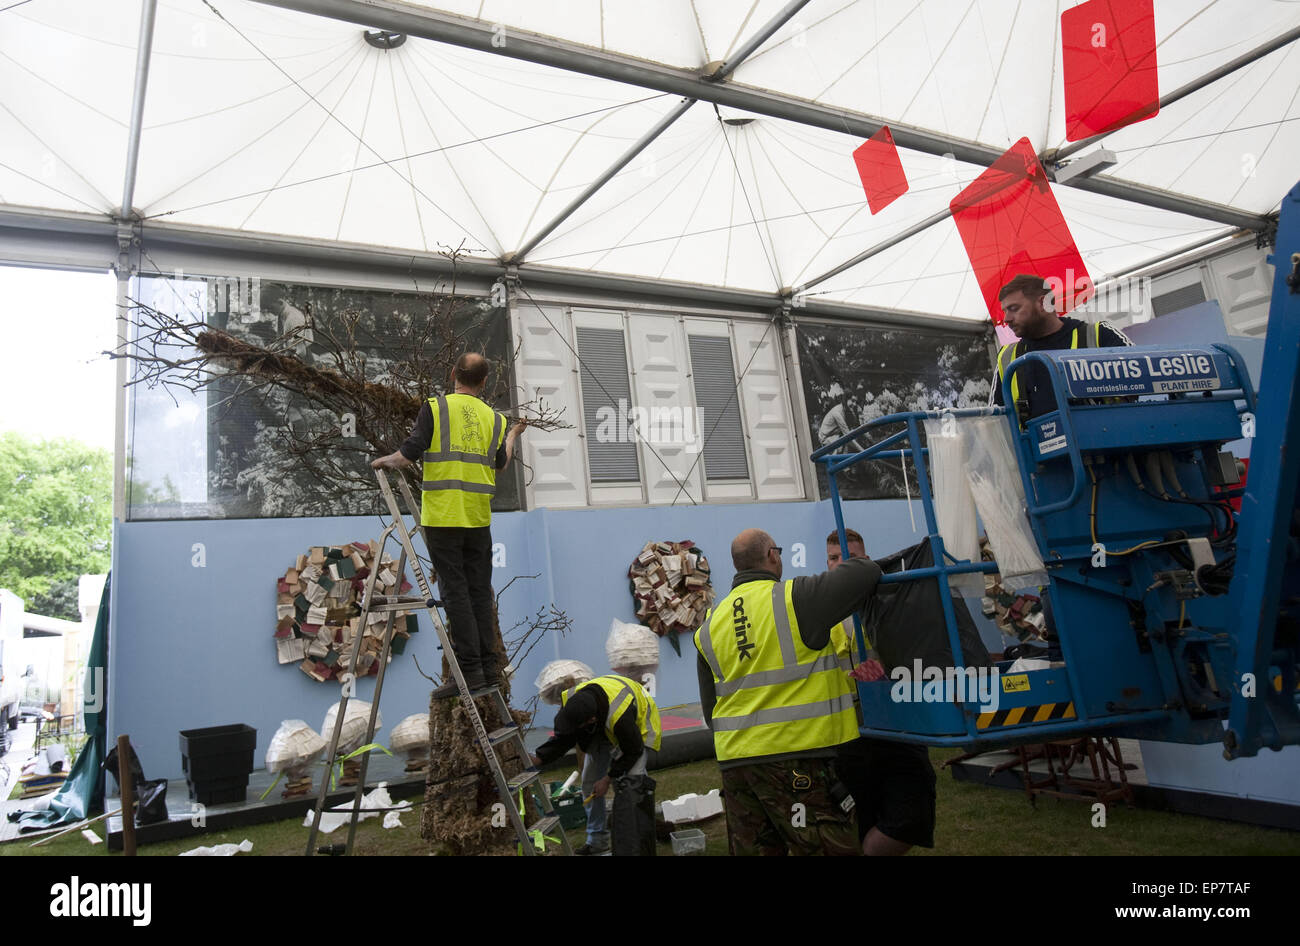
815, 181, 1300, 761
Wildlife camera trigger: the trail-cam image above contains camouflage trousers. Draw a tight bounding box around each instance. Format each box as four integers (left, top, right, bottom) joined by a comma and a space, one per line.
721, 757, 860, 856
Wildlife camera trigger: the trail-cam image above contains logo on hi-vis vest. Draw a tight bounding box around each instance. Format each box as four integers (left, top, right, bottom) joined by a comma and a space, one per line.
732, 597, 755, 661
459, 404, 483, 447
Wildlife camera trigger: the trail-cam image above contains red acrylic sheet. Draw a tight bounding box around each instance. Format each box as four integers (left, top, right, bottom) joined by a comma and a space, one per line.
1062, 0, 1159, 141
950, 137, 1092, 325
852, 126, 909, 214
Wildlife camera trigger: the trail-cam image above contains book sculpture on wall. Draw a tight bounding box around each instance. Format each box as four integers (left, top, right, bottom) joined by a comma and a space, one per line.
627, 540, 715, 655
275, 543, 417, 681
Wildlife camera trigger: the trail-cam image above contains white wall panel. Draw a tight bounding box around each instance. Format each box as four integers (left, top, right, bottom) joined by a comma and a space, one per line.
512, 301, 586, 508
732, 320, 803, 501
627, 312, 705, 506
572, 307, 645, 506
1207, 245, 1274, 338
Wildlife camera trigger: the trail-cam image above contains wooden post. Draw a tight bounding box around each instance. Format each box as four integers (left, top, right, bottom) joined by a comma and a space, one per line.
116, 734, 137, 856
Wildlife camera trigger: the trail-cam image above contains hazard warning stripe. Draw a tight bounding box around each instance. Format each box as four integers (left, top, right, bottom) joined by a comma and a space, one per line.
977, 701, 1076, 730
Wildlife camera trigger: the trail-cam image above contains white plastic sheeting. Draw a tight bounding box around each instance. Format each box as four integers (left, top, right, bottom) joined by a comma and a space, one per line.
2, 1, 1298, 320
922, 415, 982, 596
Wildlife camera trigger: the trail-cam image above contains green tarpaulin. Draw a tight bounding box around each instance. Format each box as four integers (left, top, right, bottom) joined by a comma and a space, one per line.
12, 573, 108, 831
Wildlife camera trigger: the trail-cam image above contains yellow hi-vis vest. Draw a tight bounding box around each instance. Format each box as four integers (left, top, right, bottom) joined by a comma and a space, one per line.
997, 321, 1101, 422
562, 674, 663, 752
833, 617, 880, 665
695, 579, 857, 762
420, 393, 508, 528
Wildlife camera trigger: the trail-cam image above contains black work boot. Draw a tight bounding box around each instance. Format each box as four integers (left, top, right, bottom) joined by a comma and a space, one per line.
431, 666, 487, 700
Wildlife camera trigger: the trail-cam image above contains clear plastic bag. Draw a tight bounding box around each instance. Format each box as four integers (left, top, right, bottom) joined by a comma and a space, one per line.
321, 701, 381, 755
965, 417, 1048, 591
534, 659, 595, 706
265, 719, 327, 774
923, 416, 983, 597
389, 713, 431, 753
606, 618, 660, 673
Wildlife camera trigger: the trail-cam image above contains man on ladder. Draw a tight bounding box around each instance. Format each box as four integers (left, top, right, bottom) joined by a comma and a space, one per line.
372, 352, 526, 697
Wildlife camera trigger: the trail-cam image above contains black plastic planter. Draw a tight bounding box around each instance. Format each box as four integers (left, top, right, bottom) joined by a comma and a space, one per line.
179, 724, 256, 806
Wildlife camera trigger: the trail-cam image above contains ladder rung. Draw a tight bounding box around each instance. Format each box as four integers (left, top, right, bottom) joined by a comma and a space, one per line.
372, 594, 438, 605
487, 725, 521, 746
528, 815, 561, 838
365, 599, 437, 613
507, 770, 540, 793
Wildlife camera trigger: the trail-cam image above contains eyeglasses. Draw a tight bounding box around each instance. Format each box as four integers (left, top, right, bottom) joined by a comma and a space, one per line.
769, 546, 783, 557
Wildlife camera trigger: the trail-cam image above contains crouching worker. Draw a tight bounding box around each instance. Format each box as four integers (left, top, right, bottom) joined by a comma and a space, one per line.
531, 674, 661, 855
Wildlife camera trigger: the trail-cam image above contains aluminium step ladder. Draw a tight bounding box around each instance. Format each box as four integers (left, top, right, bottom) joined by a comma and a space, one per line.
303, 468, 572, 856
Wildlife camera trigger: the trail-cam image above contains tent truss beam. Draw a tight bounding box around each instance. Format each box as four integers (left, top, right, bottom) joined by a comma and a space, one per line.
245, 0, 1271, 233
119, 0, 158, 218
509, 0, 811, 264
0, 204, 985, 334
1049, 22, 1300, 164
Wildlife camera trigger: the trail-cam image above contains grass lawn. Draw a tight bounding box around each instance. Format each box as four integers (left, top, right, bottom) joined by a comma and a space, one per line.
4, 749, 1298, 856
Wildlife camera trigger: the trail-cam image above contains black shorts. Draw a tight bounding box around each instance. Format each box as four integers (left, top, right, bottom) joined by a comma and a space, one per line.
836, 737, 936, 848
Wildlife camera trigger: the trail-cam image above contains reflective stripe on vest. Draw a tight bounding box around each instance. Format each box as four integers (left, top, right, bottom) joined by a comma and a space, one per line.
562, 674, 662, 752
694, 579, 857, 762
419, 394, 506, 528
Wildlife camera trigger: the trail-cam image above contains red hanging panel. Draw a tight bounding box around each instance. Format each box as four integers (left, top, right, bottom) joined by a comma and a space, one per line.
950, 137, 1092, 325
1062, 0, 1160, 141
852, 126, 909, 214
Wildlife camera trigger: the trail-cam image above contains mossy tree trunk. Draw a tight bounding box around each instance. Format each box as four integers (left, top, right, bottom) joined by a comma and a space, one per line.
419, 603, 532, 855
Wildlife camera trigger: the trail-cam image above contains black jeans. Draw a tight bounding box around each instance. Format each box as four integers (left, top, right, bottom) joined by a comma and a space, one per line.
422, 525, 495, 674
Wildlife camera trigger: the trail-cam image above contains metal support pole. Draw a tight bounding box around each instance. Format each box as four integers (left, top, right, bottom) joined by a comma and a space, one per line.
510, 98, 695, 263
706, 0, 812, 81
120, 0, 159, 217
799, 209, 953, 293
511, 0, 809, 263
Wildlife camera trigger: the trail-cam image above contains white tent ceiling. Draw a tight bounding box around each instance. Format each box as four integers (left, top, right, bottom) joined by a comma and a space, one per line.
2, 0, 1298, 321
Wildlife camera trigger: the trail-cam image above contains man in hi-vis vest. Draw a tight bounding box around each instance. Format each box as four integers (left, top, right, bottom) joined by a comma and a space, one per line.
695, 528, 882, 855
992, 273, 1131, 424
372, 352, 525, 698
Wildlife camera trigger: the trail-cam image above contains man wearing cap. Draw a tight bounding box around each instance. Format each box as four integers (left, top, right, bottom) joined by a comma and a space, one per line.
371, 351, 525, 698
695, 528, 882, 855
530, 673, 661, 855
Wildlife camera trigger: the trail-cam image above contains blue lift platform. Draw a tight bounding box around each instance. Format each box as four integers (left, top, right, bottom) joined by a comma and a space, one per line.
814, 181, 1300, 760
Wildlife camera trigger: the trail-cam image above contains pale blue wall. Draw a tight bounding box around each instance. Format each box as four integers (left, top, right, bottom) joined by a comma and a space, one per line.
107, 497, 950, 778
1140, 738, 1300, 806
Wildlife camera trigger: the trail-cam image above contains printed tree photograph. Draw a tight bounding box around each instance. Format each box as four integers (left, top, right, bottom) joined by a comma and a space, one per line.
796, 322, 994, 500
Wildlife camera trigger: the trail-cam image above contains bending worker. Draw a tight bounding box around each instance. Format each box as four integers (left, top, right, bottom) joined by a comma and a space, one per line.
371, 352, 525, 698
531, 673, 661, 856
696, 528, 882, 855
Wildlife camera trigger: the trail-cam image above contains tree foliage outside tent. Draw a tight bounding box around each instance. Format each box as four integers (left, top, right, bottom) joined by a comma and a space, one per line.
0, 434, 111, 621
